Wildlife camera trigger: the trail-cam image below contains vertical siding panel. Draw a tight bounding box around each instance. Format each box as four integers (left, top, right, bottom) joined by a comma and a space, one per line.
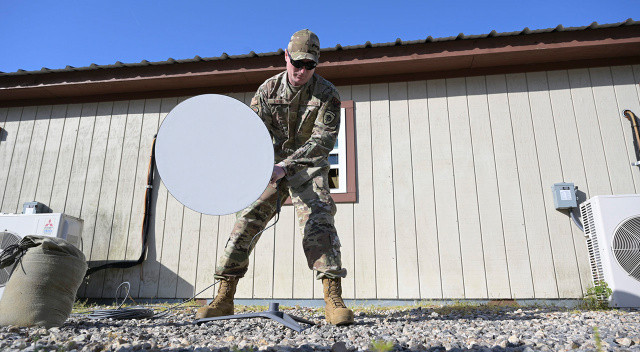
93, 101, 131, 297
466, 76, 511, 298
49, 104, 82, 215
89, 101, 128, 296
81, 102, 114, 298
428, 79, 464, 298
138, 98, 174, 298
590, 67, 636, 194
1, 106, 36, 213
17, 105, 52, 211
389, 82, 420, 298
34, 105, 67, 206
370, 83, 398, 298
335, 85, 355, 299
547, 70, 592, 292
611, 65, 640, 193
568, 69, 613, 196
350, 84, 376, 298
486, 75, 533, 298
506, 73, 558, 298
335, 203, 354, 299
105, 99, 145, 296
65, 102, 98, 282
527, 72, 583, 297
177, 207, 201, 298
292, 209, 314, 298
157, 193, 183, 298
273, 204, 295, 298
408, 80, 442, 299
58, 104, 87, 297
196, 214, 219, 298
157, 97, 186, 299
253, 218, 276, 298
0, 107, 22, 212
447, 78, 487, 298
64, 103, 98, 218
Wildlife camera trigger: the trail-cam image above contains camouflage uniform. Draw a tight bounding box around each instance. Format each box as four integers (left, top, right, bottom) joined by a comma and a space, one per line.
215, 70, 346, 280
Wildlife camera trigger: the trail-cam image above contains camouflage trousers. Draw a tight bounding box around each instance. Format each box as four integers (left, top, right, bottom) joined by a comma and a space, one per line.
215, 171, 346, 280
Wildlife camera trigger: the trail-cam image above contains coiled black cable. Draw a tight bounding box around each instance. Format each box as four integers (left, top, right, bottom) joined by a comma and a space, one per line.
74, 280, 220, 320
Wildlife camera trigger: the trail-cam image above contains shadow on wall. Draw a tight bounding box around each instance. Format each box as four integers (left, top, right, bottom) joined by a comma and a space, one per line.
77, 165, 197, 300
78, 259, 194, 300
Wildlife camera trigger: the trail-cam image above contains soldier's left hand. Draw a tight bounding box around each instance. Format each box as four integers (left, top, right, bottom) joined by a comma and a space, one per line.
270, 164, 286, 186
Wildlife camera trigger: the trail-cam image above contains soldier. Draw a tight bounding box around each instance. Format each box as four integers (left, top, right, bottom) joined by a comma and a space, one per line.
195, 29, 354, 325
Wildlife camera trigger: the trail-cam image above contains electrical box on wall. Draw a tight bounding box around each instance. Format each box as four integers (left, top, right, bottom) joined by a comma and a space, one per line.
552, 182, 577, 209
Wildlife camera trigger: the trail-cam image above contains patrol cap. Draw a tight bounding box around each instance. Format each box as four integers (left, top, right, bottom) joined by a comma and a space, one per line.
287, 29, 320, 63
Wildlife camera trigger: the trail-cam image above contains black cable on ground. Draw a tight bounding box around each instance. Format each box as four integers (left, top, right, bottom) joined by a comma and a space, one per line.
74, 280, 221, 320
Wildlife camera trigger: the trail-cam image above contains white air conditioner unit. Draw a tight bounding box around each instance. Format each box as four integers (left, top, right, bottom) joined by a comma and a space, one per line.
580, 194, 640, 308
0, 213, 83, 300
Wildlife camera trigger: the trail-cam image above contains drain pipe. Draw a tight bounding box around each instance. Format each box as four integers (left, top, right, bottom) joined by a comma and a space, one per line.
623, 110, 640, 166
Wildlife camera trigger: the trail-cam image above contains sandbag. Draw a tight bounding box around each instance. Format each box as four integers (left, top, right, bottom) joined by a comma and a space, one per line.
0, 236, 87, 327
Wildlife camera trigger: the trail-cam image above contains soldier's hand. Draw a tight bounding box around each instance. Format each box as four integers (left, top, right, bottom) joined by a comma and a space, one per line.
270, 164, 286, 186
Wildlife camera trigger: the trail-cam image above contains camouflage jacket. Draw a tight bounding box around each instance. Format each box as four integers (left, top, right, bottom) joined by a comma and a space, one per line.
250, 71, 341, 187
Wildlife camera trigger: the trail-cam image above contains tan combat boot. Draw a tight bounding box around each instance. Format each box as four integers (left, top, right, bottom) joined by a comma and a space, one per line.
323, 278, 354, 325
195, 277, 239, 319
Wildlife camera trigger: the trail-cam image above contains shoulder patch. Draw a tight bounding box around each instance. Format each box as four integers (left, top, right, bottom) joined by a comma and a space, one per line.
323, 110, 337, 125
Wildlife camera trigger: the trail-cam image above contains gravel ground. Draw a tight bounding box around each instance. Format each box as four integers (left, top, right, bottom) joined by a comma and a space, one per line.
1, 304, 639, 352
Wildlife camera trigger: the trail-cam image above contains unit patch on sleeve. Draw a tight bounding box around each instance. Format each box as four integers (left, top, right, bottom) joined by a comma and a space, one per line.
323, 110, 337, 125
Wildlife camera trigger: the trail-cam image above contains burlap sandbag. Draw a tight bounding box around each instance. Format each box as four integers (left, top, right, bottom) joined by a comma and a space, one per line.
0, 236, 87, 327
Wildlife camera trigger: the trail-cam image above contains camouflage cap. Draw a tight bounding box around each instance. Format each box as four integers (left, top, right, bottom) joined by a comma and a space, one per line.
287, 29, 320, 63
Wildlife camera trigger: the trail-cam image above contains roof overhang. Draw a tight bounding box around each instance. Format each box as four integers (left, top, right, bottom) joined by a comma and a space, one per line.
2, 25, 640, 107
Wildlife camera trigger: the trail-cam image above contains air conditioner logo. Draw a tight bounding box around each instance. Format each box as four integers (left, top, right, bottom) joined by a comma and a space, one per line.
43, 219, 54, 235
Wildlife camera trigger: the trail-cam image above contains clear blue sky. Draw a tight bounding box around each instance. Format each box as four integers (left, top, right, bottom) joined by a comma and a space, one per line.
1, 0, 638, 73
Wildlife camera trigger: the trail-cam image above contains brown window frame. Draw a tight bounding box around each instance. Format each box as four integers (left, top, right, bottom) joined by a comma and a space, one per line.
331, 100, 356, 203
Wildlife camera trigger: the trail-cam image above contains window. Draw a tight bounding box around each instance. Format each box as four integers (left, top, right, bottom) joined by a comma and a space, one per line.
328, 107, 346, 192
328, 101, 356, 203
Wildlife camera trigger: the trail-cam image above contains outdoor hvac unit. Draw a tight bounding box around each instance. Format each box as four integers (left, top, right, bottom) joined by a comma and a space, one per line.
580, 194, 640, 308
0, 213, 83, 300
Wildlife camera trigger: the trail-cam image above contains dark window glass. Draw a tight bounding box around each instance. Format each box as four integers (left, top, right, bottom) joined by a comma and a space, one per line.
329, 168, 339, 189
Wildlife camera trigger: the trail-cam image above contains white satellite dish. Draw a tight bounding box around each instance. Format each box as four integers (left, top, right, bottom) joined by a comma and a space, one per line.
155, 94, 274, 215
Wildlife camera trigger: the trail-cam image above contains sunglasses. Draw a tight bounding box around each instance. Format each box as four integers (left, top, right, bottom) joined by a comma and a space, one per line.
287, 51, 317, 70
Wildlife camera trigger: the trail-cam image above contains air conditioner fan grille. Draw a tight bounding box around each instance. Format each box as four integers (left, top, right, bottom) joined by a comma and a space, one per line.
0, 231, 21, 287
612, 216, 640, 282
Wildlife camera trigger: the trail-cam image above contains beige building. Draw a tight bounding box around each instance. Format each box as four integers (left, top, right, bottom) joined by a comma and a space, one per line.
1, 20, 640, 301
